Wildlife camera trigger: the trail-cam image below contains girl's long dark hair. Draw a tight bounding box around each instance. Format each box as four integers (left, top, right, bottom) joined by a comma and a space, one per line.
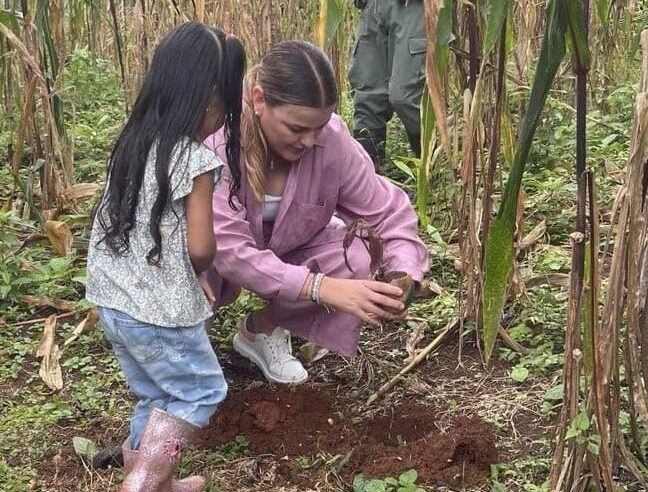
96, 21, 245, 264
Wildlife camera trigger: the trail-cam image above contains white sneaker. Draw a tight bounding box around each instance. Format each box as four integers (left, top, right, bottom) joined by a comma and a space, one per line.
233, 324, 308, 384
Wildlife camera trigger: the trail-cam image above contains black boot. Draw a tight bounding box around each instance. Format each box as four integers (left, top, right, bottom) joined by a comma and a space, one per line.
92, 441, 125, 469
406, 131, 421, 158
353, 128, 386, 172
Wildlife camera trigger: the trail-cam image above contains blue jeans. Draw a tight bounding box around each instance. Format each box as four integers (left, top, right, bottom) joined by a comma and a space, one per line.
98, 307, 227, 449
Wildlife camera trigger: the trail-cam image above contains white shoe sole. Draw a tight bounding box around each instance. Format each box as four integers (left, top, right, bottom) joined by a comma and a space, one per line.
233, 333, 308, 385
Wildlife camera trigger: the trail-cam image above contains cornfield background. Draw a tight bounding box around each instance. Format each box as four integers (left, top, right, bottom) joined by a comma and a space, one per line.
1, 0, 648, 491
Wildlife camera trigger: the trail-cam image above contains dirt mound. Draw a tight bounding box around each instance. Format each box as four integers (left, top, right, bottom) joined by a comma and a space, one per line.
199, 385, 498, 490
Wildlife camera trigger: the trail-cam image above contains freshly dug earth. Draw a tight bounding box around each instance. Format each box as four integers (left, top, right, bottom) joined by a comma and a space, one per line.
198, 385, 498, 490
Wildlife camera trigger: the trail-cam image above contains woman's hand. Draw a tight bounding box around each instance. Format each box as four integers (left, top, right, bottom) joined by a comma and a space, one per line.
318, 277, 405, 326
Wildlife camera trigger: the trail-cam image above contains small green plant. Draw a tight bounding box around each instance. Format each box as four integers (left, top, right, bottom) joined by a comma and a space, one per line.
295, 455, 310, 471
353, 469, 425, 492
490, 459, 551, 492
565, 411, 601, 455
214, 435, 249, 462
180, 434, 250, 474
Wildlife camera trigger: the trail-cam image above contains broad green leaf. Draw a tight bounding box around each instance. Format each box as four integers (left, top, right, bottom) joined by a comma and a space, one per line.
385, 477, 399, 486
0, 9, 21, 34
482, 0, 509, 59
587, 434, 601, 455
481, 0, 568, 361
596, 0, 609, 26
565, 425, 580, 440
397, 486, 420, 492
436, 0, 454, 47
574, 411, 590, 431
510, 366, 529, 383
564, 0, 592, 72
543, 384, 564, 401
316, 0, 345, 50
365, 479, 387, 492
393, 159, 415, 181
72, 436, 97, 459
353, 475, 366, 492
399, 469, 418, 484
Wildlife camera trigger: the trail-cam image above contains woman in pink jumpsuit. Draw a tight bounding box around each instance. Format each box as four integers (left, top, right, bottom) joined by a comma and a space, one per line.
203, 40, 428, 384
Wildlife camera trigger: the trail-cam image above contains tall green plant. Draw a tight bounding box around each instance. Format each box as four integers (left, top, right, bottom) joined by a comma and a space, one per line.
316, 0, 345, 50
417, 0, 452, 227
481, 0, 588, 361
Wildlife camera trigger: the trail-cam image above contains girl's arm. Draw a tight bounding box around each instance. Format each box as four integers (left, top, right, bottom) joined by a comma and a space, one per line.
186, 170, 216, 273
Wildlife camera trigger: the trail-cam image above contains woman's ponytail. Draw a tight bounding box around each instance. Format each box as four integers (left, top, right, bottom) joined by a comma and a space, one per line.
222, 34, 246, 208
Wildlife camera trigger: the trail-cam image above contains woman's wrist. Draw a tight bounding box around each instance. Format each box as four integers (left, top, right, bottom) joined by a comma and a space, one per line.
299, 273, 314, 300
310, 273, 325, 304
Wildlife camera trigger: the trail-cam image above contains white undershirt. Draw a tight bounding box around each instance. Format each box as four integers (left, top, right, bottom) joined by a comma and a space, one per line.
262, 194, 282, 222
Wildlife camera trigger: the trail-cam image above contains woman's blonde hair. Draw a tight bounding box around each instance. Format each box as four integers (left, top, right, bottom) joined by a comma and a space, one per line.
240, 41, 337, 202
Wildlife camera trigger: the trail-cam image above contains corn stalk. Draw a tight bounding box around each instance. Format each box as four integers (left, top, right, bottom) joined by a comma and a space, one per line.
1, 1, 73, 213
417, 0, 452, 228
482, 0, 571, 361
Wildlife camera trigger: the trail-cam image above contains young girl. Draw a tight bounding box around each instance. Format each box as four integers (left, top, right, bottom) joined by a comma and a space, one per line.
86, 22, 245, 491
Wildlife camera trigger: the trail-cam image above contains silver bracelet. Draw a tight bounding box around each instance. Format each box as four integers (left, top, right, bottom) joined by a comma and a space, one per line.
309, 273, 319, 303
311, 273, 325, 304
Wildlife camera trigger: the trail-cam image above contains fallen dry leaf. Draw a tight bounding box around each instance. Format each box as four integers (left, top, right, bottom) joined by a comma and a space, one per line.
36, 315, 63, 390
61, 183, 102, 201
45, 220, 73, 256
21, 295, 76, 312
63, 308, 99, 350
404, 319, 427, 364
518, 220, 547, 251
299, 341, 329, 363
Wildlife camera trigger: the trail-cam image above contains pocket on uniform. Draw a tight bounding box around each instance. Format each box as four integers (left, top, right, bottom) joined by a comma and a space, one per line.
408, 37, 427, 56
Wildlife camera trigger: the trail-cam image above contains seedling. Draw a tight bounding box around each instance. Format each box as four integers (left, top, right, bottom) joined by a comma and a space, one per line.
343, 219, 414, 308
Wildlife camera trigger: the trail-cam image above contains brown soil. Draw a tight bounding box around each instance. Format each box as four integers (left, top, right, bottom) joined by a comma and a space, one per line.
198, 385, 498, 490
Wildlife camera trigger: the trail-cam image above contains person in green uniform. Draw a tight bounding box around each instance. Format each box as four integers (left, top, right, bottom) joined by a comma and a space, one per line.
349, 0, 426, 170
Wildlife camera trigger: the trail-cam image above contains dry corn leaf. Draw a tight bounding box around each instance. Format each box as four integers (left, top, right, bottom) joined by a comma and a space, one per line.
21, 295, 76, 312
424, 279, 444, 296
20, 260, 39, 272
404, 319, 427, 364
42, 209, 58, 220
61, 183, 102, 201
299, 342, 329, 364
36, 315, 63, 390
63, 308, 99, 350
526, 273, 570, 289
45, 220, 73, 256
518, 220, 547, 251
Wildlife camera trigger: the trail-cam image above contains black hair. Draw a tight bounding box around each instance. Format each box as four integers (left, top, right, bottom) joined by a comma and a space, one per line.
96, 21, 245, 264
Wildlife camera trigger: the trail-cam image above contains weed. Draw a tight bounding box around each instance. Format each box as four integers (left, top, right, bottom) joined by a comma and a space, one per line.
353, 469, 425, 492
